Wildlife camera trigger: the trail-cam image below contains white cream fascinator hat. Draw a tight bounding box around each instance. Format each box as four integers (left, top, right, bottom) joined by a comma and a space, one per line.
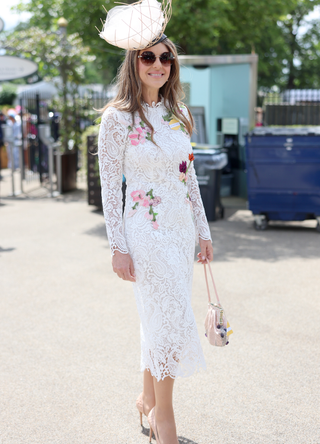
99, 0, 172, 50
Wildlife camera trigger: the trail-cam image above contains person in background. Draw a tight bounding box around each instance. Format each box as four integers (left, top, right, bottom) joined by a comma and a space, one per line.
7, 110, 21, 170
0, 112, 5, 179
255, 107, 264, 127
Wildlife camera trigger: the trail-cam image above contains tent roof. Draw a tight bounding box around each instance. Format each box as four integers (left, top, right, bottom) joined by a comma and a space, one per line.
17, 81, 58, 100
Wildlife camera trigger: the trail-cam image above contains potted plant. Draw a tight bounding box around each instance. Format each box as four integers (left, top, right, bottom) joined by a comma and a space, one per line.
3, 19, 95, 192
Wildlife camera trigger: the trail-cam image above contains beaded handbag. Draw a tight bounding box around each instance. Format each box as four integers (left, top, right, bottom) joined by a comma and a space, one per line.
204, 259, 233, 347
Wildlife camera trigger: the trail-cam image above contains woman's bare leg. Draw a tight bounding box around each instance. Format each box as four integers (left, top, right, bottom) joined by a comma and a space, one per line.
153, 376, 179, 444
143, 369, 156, 415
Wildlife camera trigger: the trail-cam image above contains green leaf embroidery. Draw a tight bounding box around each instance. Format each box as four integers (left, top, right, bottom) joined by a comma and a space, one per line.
163, 111, 173, 122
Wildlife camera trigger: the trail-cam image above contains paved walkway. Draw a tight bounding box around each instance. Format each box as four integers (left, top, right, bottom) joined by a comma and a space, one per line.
0, 173, 319, 444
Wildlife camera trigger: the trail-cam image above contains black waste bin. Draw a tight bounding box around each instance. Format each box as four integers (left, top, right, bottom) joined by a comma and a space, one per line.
192, 143, 228, 221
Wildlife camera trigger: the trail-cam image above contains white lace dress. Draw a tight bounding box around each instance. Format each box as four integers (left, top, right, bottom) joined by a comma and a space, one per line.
98, 98, 212, 381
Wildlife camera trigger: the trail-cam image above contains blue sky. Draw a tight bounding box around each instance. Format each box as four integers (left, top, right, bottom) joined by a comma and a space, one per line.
0, 0, 31, 31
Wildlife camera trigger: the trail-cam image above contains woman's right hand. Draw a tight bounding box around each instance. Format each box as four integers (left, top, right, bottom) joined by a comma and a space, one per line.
112, 251, 136, 282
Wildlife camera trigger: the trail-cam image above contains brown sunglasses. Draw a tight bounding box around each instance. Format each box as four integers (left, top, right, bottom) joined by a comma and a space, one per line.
138, 51, 175, 66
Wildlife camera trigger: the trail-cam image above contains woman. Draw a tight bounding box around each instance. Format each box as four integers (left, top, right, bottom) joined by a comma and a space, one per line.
98, 13, 213, 444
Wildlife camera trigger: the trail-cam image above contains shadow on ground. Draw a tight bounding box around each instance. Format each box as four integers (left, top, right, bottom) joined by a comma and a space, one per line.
140, 426, 198, 444
82, 207, 320, 262
195, 209, 320, 262
55, 188, 87, 203
83, 222, 106, 239
178, 437, 198, 444
0, 246, 16, 255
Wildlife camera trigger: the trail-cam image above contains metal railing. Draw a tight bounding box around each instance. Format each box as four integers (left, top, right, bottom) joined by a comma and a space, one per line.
260, 90, 320, 126
1, 92, 60, 197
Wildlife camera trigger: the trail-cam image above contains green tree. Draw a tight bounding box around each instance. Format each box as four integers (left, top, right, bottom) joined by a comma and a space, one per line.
13, 0, 125, 84
277, 0, 320, 88
10, 0, 320, 89
298, 22, 320, 88
3, 26, 95, 150
166, 0, 233, 55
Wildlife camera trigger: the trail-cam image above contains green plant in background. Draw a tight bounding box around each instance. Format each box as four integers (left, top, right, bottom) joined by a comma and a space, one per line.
3, 24, 95, 152
0, 84, 17, 106
11, 0, 320, 90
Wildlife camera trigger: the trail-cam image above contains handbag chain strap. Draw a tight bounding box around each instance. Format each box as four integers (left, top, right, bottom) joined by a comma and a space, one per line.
203, 258, 221, 305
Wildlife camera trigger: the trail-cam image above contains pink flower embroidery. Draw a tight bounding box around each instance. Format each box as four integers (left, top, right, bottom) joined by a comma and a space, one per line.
128, 117, 151, 145
131, 190, 146, 202
130, 138, 139, 146
144, 212, 153, 220
127, 209, 137, 218
179, 172, 186, 182
129, 188, 160, 229
129, 129, 145, 145
141, 197, 151, 207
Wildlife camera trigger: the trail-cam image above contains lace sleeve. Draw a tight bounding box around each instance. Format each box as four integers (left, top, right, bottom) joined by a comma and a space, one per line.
179, 104, 212, 242
98, 108, 129, 256
187, 161, 212, 242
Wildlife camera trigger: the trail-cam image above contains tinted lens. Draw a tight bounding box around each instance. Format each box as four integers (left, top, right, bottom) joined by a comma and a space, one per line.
159, 52, 173, 65
139, 51, 174, 66
140, 52, 156, 65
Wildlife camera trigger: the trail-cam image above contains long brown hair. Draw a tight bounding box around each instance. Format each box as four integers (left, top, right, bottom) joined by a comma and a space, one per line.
100, 38, 194, 142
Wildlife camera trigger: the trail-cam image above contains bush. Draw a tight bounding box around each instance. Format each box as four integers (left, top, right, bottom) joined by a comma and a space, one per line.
0, 84, 17, 106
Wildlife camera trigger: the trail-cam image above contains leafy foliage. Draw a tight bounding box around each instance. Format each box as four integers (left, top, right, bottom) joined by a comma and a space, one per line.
0, 84, 17, 106
7, 0, 320, 88
277, 0, 320, 88
3, 27, 94, 82
2, 26, 95, 152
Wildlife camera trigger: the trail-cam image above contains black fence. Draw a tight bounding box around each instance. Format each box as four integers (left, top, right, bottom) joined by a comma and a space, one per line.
260, 90, 320, 126
18, 92, 44, 182
18, 88, 110, 174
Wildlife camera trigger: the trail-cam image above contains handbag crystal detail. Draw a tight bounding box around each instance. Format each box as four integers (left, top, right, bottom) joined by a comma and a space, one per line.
204, 259, 233, 347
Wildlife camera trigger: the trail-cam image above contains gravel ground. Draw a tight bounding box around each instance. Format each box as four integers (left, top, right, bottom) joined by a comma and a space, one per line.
0, 180, 319, 444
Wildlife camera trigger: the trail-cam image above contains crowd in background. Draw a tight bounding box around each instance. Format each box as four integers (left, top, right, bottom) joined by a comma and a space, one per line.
0, 109, 22, 173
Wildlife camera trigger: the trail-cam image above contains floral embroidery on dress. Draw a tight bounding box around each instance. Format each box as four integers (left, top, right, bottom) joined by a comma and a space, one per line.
179, 153, 195, 206
162, 110, 187, 133
179, 153, 194, 185
128, 116, 152, 146
128, 188, 161, 229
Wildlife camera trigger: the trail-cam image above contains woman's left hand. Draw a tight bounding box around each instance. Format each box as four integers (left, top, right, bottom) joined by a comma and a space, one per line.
197, 238, 214, 264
